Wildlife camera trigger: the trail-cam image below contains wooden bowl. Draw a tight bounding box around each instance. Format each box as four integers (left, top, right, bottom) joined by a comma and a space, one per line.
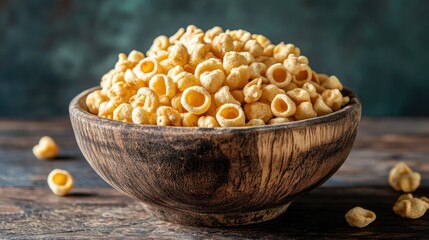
69, 87, 361, 227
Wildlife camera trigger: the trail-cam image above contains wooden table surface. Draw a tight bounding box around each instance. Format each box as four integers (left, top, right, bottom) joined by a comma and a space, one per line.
1, 118, 428, 239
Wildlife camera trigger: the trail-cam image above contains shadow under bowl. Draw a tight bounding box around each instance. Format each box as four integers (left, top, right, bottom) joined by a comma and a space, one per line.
69, 86, 361, 227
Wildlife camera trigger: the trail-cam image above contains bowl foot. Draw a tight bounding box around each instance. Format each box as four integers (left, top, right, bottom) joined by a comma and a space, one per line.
141, 202, 291, 227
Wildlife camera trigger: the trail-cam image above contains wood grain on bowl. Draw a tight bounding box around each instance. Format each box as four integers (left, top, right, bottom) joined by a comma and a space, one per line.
69, 87, 361, 227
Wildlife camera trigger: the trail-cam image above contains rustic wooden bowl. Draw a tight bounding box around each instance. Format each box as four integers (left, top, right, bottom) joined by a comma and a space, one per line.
69, 86, 361, 227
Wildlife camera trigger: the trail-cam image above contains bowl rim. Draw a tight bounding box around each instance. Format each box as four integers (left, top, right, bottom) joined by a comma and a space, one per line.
69, 86, 361, 135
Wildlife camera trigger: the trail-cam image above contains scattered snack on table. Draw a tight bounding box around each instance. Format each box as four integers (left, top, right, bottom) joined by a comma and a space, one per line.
47, 169, 74, 196
393, 193, 429, 219
345, 206, 376, 228
389, 162, 421, 193
32, 136, 59, 160
87, 25, 349, 127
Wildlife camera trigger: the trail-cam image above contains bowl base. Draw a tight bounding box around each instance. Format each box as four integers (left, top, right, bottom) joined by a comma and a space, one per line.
141, 202, 291, 227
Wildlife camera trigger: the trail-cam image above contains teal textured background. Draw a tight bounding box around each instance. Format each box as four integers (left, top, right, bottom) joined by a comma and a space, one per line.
0, 0, 428, 117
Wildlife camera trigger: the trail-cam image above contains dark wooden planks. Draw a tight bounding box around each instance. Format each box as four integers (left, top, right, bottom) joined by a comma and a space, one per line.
0, 119, 109, 187
0, 118, 428, 188
0, 118, 429, 237
0, 187, 428, 239
332, 118, 429, 187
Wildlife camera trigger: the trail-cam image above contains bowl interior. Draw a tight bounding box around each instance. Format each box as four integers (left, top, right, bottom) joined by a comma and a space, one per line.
70, 86, 361, 134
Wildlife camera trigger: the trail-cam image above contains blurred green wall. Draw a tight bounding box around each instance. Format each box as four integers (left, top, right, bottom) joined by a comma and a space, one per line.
1, 0, 428, 117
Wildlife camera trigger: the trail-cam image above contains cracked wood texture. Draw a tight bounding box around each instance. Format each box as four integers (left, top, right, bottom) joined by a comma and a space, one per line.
1, 118, 429, 239
67, 87, 360, 227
